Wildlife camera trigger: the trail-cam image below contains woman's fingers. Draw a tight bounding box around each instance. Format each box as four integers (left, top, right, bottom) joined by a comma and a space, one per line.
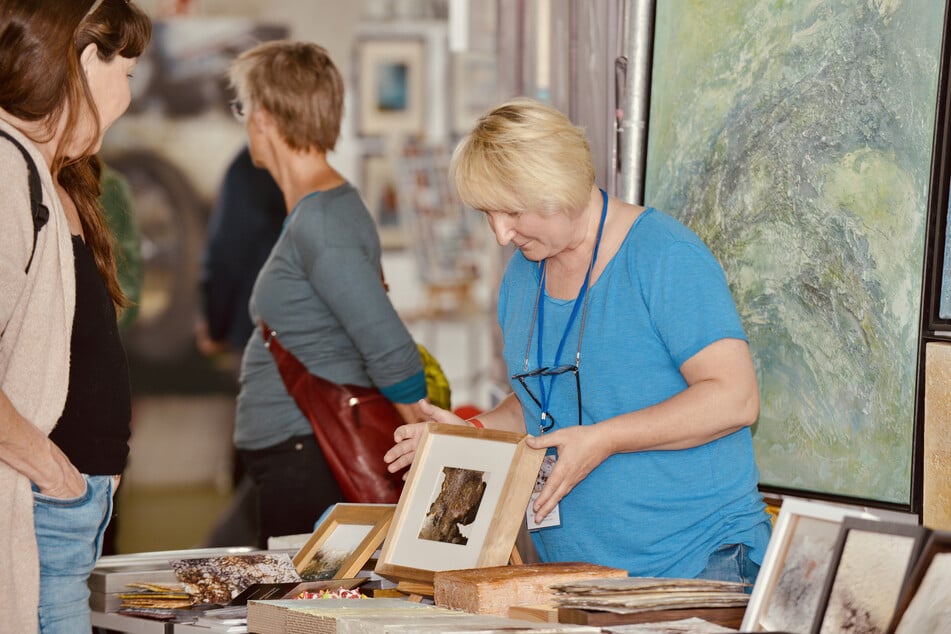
384, 422, 426, 471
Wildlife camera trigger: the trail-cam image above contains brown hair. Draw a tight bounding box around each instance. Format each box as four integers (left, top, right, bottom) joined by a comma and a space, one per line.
229, 40, 344, 153
0, 0, 151, 306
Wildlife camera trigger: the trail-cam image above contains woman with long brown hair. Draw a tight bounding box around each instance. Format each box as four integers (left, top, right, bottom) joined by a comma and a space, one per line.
0, 0, 151, 630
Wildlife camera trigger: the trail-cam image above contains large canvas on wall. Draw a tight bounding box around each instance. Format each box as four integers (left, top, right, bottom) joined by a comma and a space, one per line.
644, 1, 947, 504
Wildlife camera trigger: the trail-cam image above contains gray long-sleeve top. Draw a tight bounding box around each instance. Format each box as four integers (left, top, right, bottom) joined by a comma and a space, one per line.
235, 183, 425, 450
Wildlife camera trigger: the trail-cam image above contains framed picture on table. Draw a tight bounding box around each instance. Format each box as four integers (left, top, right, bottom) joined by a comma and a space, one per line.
810, 517, 929, 634
741, 497, 881, 632
354, 36, 426, 137
292, 503, 395, 581
375, 423, 545, 584
887, 530, 951, 633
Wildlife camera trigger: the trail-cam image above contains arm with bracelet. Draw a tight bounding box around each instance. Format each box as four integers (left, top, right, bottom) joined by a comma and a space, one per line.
384, 393, 527, 475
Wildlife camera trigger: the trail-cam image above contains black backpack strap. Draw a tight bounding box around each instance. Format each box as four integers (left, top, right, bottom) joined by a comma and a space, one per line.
0, 128, 50, 273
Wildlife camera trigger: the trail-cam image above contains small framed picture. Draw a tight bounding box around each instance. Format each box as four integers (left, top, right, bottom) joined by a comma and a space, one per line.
741, 497, 881, 632
888, 530, 951, 632
375, 423, 545, 584
360, 153, 405, 250
292, 503, 395, 581
811, 517, 929, 634
354, 36, 426, 137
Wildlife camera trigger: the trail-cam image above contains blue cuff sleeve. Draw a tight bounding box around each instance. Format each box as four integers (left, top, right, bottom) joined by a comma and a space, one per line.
379, 370, 427, 404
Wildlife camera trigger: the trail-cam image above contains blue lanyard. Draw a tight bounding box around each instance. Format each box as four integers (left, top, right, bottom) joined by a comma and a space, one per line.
528, 188, 608, 425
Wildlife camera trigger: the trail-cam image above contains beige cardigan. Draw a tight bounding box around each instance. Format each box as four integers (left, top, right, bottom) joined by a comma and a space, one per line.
0, 119, 75, 632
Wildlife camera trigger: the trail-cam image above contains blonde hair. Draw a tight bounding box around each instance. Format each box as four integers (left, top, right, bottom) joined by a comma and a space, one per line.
229, 40, 344, 153
449, 97, 595, 215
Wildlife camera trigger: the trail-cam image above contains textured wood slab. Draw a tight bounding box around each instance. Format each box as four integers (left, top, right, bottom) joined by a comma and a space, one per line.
434, 562, 628, 616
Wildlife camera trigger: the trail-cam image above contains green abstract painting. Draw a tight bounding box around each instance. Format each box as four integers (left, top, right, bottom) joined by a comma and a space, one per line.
644, 1, 946, 505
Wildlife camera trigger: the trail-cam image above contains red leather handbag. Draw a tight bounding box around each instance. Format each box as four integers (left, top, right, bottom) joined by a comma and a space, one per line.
261, 322, 405, 504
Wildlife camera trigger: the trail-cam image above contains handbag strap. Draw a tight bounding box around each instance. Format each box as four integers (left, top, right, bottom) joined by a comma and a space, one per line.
261, 320, 354, 398
261, 320, 308, 374
0, 129, 50, 273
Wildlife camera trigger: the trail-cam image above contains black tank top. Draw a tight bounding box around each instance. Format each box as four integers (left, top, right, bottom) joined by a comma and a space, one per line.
49, 235, 131, 474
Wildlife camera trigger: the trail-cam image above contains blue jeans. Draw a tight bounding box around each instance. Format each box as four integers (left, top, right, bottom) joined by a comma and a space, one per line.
695, 542, 761, 591
33, 474, 115, 634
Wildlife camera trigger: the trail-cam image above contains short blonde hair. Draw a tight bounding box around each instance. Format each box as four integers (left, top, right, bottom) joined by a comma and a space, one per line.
229, 40, 344, 153
449, 97, 595, 215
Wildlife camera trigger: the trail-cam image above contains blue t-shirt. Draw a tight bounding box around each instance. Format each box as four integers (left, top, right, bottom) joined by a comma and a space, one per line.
499, 207, 771, 577
235, 183, 425, 450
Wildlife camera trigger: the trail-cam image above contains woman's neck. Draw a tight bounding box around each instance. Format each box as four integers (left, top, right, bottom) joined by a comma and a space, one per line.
544, 186, 604, 298
272, 148, 346, 214
0, 107, 60, 168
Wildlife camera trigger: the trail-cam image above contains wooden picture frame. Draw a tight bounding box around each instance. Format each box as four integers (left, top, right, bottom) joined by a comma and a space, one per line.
741, 497, 881, 632
811, 517, 929, 634
292, 503, 395, 581
354, 36, 426, 137
375, 423, 545, 584
887, 530, 951, 633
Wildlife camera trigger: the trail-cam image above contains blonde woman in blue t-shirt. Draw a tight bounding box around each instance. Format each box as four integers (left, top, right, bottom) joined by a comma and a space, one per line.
385, 97, 772, 583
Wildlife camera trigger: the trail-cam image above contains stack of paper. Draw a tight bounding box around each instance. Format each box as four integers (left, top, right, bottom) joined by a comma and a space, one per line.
116, 582, 193, 609
247, 598, 422, 634
551, 578, 751, 615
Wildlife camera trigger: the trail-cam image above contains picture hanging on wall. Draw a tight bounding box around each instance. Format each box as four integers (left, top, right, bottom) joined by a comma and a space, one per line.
643, 1, 950, 507
394, 140, 483, 291
925, 22, 951, 328
361, 153, 406, 250
936, 197, 951, 321
354, 36, 426, 137
450, 51, 498, 135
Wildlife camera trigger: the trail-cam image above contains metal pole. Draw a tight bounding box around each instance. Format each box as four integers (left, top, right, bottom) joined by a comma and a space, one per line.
617, 0, 654, 205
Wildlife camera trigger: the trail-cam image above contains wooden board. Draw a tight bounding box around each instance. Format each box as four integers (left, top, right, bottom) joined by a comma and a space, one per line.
434, 562, 628, 617
557, 605, 747, 629
508, 604, 559, 622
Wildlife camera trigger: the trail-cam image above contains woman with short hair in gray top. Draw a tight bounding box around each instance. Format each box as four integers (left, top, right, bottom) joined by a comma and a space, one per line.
228, 41, 427, 547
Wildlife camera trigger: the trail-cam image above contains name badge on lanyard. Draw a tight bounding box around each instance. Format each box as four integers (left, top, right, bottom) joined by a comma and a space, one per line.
527, 454, 561, 530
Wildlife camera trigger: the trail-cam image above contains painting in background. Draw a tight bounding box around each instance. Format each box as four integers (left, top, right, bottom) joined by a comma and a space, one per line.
644, 1, 946, 504
355, 37, 426, 136
361, 153, 406, 249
